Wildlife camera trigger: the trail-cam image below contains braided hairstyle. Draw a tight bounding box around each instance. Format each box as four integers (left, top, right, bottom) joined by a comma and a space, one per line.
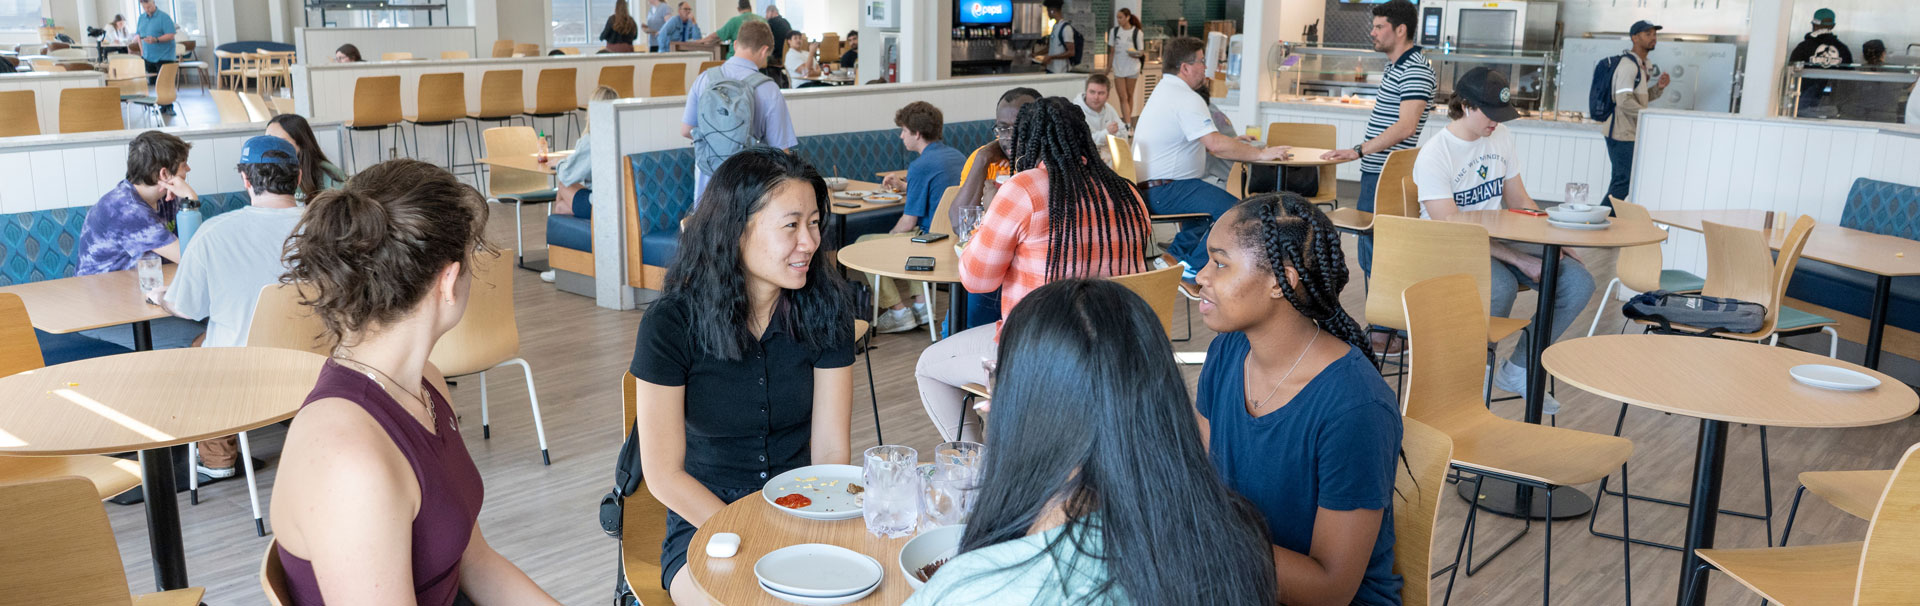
1009, 97, 1152, 281
1230, 192, 1372, 366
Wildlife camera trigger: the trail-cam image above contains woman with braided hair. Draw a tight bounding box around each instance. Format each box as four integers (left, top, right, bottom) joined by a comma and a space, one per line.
914, 96, 1153, 441
1191, 192, 1405, 605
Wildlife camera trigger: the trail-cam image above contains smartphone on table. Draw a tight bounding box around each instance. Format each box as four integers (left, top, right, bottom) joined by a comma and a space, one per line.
910, 233, 949, 243
905, 256, 936, 271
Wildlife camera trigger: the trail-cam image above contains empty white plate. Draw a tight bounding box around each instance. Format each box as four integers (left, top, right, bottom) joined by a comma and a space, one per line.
1790, 364, 1881, 391
758, 579, 881, 605
1546, 217, 1611, 231
754, 543, 885, 598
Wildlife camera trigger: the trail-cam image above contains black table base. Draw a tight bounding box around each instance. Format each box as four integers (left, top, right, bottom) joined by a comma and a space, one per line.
1866, 275, 1890, 369
138, 445, 189, 591
1678, 418, 1731, 606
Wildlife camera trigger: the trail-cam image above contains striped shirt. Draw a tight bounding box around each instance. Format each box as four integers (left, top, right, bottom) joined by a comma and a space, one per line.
959, 167, 1150, 329
1360, 46, 1437, 175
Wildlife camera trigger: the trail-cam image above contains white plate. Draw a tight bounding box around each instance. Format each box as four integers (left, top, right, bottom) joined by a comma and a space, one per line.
754, 543, 885, 598
863, 192, 904, 203
899, 524, 966, 590
831, 191, 866, 200
1546, 217, 1611, 231
758, 579, 880, 605
1790, 364, 1882, 391
763, 464, 865, 520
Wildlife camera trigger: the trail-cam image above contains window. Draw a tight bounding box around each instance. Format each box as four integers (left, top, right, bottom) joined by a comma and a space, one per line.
552, 0, 620, 47
0, 0, 41, 32
123, 0, 203, 39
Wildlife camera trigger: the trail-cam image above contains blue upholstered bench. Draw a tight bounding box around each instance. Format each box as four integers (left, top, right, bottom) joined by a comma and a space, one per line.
1783, 178, 1920, 357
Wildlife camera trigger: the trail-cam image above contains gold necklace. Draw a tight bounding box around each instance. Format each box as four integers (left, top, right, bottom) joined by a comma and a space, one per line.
1248, 330, 1319, 413
334, 355, 437, 429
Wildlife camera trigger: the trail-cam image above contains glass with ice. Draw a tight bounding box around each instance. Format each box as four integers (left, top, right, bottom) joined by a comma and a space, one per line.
863, 445, 920, 538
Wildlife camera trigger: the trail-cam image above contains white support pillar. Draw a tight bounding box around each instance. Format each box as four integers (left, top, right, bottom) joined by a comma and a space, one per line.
1236, 0, 1323, 129
897, 0, 947, 82
1741, 0, 1792, 117
268, 0, 288, 42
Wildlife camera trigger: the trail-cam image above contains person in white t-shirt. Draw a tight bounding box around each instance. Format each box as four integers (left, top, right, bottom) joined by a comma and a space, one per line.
1107, 8, 1143, 119
785, 30, 828, 88
1412, 67, 1594, 416
1035, 0, 1077, 74
1074, 73, 1129, 165
1133, 36, 1290, 282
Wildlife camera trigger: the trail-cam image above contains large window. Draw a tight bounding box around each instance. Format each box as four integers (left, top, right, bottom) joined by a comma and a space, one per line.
123, 0, 204, 39
553, 0, 619, 47
0, 0, 40, 32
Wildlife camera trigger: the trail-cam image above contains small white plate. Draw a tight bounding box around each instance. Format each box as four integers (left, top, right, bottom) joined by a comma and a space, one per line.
831, 191, 866, 200
763, 464, 865, 520
1790, 364, 1882, 391
754, 544, 885, 598
1547, 217, 1611, 231
758, 579, 880, 605
864, 192, 904, 203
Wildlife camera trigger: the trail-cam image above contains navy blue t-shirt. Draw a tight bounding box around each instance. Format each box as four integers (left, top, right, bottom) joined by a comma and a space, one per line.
903, 141, 966, 233
1198, 332, 1405, 606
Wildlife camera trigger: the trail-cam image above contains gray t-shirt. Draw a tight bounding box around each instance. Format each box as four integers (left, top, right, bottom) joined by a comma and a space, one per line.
164, 204, 305, 348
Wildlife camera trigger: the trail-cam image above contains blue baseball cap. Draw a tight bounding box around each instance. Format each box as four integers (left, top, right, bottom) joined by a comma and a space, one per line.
238, 135, 299, 165
1629, 21, 1662, 36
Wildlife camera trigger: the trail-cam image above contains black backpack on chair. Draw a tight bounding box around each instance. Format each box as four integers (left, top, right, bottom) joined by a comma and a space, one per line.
1621, 290, 1766, 336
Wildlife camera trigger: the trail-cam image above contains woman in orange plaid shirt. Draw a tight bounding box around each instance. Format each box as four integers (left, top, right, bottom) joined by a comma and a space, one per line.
914, 97, 1155, 441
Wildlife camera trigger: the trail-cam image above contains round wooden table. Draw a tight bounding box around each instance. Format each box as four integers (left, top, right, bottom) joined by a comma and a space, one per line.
1248, 146, 1345, 167
0, 347, 327, 592
689, 492, 916, 605
1543, 334, 1916, 606
838, 236, 968, 331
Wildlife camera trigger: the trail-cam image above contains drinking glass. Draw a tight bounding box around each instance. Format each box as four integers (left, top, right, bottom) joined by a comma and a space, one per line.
921, 441, 984, 528
956, 206, 982, 244
1565, 182, 1590, 207
136, 252, 163, 297
863, 445, 920, 538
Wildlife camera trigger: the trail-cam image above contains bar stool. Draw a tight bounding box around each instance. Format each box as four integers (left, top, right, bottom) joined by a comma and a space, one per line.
0, 90, 38, 137
341, 75, 407, 173
58, 87, 124, 134
481, 126, 558, 270
586, 65, 635, 106
649, 62, 687, 97
524, 67, 580, 143
513, 43, 540, 57
405, 72, 481, 179
491, 39, 515, 57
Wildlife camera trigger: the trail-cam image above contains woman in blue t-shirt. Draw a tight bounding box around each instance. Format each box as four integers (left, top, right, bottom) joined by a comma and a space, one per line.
1189, 192, 1406, 605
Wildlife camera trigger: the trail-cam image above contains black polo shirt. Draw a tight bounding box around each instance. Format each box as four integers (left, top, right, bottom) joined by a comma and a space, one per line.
629, 295, 855, 490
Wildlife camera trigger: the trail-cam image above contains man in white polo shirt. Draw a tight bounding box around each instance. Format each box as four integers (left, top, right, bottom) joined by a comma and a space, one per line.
1133, 36, 1290, 281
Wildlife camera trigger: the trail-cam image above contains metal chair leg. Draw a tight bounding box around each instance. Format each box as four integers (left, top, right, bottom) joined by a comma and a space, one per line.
1543, 485, 1554, 606
862, 332, 882, 444
1779, 485, 1808, 547
502, 358, 551, 465
478, 368, 491, 439
239, 431, 264, 536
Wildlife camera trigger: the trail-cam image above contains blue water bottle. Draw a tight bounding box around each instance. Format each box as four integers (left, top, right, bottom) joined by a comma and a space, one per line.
176, 198, 203, 253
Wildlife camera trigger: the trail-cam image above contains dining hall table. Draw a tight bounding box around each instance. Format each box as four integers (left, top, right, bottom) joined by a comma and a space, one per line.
0, 264, 178, 351
688, 493, 919, 605
838, 234, 965, 340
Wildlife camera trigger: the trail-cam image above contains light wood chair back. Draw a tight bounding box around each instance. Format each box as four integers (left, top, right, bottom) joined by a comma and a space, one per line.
1400, 274, 1502, 432
26, 58, 56, 72
1856, 442, 1920, 602
0, 90, 39, 137
151, 63, 178, 107
47, 48, 86, 60
246, 283, 334, 356
106, 55, 146, 92
58, 87, 124, 134
482, 126, 551, 197
1395, 417, 1453, 606
514, 43, 540, 57
531, 67, 578, 114
1132, 68, 1163, 122
1108, 265, 1183, 335
491, 40, 515, 58
348, 75, 402, 127
380, 51, 413, 61
474, 69, 526, 117
0, 476, 205, 606
1108, 134, 1136, 182
699, 60, 723, 74
819, 33, 841, 63
1373, 149, 1420, 219
1701, 215, 1814, 337
1265, 122, 1338, 201
414, 72, 469, 122
428, 249, 520, 378
1366, 215, 1492, 333
596, 65, 635, 98
649, 62, 687, 97
259, 540, 292, 606
558, 47, 583, 55
239, 91, 272, 123
442, 50, 471, 60
927, 185, 961, 236
1209, 71, 1229, 98
619, 372, 678, 606
0, 293, 45, 376
1610, 200, 1667, 293
211, 89, 251, 123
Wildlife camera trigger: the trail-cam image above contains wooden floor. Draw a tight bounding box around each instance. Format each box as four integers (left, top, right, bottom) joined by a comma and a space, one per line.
93, 173, 1920, 605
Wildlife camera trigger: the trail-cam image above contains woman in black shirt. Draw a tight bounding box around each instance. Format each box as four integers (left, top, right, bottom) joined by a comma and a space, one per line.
629, 148, 855, 604
600, 0, 641, 52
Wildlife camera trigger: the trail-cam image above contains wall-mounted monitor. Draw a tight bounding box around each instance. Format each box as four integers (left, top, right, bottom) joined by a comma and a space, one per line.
957, 0, 1015, 25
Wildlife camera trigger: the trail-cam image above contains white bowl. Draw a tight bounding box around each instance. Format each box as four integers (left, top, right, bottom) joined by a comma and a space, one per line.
1543, 204, 1609, 224
824, 177, 849, 191
899, 524, 966, 590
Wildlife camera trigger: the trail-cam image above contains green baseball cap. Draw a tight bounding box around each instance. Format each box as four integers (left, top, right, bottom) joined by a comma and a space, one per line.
1813, 8, 1835, 25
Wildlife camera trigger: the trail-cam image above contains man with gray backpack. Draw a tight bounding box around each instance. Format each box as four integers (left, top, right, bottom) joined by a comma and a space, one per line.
682, 19, 795, 205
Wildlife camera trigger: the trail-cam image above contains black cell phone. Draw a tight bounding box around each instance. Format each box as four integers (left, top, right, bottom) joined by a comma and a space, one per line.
832, 201, 862, 208
905, 256, 936, 271
910, 233, 949, 243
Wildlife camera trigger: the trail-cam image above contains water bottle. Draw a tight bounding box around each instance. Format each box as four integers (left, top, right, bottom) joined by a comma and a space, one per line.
175, 197, 203, 254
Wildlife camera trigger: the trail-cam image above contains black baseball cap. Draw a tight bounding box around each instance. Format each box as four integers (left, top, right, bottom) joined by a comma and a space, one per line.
1629, 20, 1662, 36
1454, 66, 1519, 123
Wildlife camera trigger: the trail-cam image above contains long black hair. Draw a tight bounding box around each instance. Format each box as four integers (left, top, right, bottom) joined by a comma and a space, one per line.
268, 114, 345, 200
1229, 192, 1372, 365
948, 279, 1278, 606
662, 147, 851, 361
1009, 97, 1152, 281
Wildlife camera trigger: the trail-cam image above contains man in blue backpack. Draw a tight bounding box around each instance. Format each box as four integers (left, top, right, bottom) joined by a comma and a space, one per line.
682, 19, 795, 205
1600, 20, 1668, 204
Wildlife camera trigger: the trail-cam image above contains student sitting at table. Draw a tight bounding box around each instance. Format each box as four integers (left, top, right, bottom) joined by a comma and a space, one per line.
786, 31, 829, 88
271, 159, 562, 605
905, 279, 1277, 606
657, 2, 702, 53
267, 114, 347, 203
1190, 192, 1405, 606
629, 148, 854, 606
942, 87, 1040, 333
147, 135, 306, 482
78, 130, 191, 275
1073, 73, 1129, 165
863, 101, 966, 334
104, 14, 133, 46
332, 43, 362, 63
537, 86, 620, 283
1412, 66, 1593, 416
916, 97, 1152, 442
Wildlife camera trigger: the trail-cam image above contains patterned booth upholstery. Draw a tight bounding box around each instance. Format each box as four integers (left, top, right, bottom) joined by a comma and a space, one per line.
546, 119, 997, 291
0, 191, 252, 287
1784, 177, 1920, 342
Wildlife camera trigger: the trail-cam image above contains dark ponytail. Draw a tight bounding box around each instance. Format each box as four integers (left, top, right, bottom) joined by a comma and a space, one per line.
1231, 192, 1373, 365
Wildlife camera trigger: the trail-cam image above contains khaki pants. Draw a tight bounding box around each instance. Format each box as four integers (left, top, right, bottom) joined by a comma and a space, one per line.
198, 435, 239, 469
855, 232, 925, 309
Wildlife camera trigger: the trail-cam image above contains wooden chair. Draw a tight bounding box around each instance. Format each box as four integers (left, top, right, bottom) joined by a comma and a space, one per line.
210, 89, 251, 123
0, 293, 142, 502
1108, 265, 1183, 336
426, 249, 551, 464
0, 90, 39, 137
557, 47, 582, 55
819, 33, 842, 64
176, 41, 211, 91
258, 51, 295, 97
246, 283, 333, 356
1781, 468, 1895, 547
271, 97, 294, 115
1367, 215, 1529, 401
124, 63, 181, 127
213, 50, 245, 90
405, 72, 480, 178
649, 62, 687, 97
1584, 199, 1705, 338
588, 65, 636, 106
491, 39, 515, 58
260, 540, 292, 606
105, 55, 148, 97
482, 127, 558, 268
1328, 149, 1418, 233
58, 87, 124, 134
1395, 417, 1454, 606
239, 91, 273, 123
699, 60, 723, 74
0, 477, 207, 605
468, 69, 526, 128
441, 50, 471, 60
1108, 134, 1136, 181
1401, 274, 1635, 606
523, 67, 580, 142
616, 372, 682, 606
513, 43, 540, 57
1645, 216, 1838, 355
1695, 442, 1920, 605
1264, 122, 1339, 209
927, 185, 962, 236
380, 51, 413, 61
342, 75, 407, 172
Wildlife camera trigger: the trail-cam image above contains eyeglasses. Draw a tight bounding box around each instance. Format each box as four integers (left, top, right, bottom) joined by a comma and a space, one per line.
993, 125, 1014, 138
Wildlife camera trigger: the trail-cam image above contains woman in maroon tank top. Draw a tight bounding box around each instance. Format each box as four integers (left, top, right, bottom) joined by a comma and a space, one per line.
268, 160, 562, 606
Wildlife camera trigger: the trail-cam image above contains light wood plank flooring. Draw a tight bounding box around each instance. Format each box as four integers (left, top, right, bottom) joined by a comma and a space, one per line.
98, 201, 1919, 605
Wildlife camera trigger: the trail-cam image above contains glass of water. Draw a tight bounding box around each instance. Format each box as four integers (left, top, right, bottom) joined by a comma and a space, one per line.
863, 445, 920, 538
1565, 183, 1590, 207
956, 206, 982, 244
136, 252, 164, 298
921, 441, 984, 528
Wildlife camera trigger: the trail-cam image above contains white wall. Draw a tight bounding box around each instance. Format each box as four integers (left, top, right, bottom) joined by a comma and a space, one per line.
1559, 0, 1920, 54
496, 0, 547, 51
790, 0, 860, 39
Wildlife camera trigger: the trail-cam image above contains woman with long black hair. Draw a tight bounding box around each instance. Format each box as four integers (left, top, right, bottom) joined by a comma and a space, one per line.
906, 279, 1278, 605
628, 148, 854, 606
266, 114, 347, 202
1189, 192, 1405, 605
914, 96, 1152, 441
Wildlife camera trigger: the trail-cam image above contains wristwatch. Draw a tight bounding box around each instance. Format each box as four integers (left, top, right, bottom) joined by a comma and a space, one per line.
1351, 142, 1365, 155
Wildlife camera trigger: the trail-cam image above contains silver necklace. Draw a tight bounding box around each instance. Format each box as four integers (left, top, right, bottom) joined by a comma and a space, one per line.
1248, 330, 1319, 413
334, 355, 437, 429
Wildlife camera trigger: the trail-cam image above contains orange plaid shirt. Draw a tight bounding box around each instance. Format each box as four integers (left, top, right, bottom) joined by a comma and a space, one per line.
959, 167, 1151, 326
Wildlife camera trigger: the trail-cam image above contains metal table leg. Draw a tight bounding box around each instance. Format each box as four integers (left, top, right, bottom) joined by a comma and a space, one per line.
1865, 275, 1890, 369
132, 320, 152, 352
139, 446, 189, 591
1678, 418, 1730, 606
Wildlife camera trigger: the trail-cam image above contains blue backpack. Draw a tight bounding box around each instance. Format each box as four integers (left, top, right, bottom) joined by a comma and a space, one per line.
1588, 53, 1640, 122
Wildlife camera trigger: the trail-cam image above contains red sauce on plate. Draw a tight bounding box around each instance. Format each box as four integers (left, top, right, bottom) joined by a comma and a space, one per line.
774, 493, 813, 509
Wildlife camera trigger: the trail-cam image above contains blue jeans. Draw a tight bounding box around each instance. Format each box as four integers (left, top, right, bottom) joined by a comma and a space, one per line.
1490, 243, 1595, 369
1143, 179, 1239, 272
1356, 170, 1381, 277
943, 289, 1000, 337
1604, 138, 1634, 202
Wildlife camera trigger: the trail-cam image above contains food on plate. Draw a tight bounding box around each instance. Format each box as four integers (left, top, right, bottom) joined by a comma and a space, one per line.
774, 493, 813, 509
845, 483, 865, 495
913, 557, 951, 582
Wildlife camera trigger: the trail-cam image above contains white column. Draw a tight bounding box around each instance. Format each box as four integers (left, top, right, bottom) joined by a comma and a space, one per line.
1236, 0, 1321, 128
1741, 0, 1792, 117
268, 0, 287, 42
469, 0, 499, 49
897, 0, 947, 82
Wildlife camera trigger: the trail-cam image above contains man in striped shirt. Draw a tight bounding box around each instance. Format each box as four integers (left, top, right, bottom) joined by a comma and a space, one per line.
1319, 0, 1434, 280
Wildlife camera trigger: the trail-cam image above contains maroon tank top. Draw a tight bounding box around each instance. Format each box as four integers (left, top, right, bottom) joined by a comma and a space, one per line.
279, 361, 487, 606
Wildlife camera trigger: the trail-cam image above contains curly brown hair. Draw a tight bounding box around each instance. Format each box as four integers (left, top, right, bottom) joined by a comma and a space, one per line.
281, 159, 495, 346
893, 101, 944, 142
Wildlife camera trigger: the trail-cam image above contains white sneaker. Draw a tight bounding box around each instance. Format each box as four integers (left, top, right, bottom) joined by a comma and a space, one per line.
912, 302, 932, 326
874, 307, 918, 334
196, 463, 235, 480
539, 270, 556, 283
1493, 360, 1562, 415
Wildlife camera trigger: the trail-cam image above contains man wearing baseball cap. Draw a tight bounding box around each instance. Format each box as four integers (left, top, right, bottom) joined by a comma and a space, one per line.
1601, 20, 1669, 203
150, 134, 307, 481
1412, 66, 1595, 416
1790, 8, 1853, 115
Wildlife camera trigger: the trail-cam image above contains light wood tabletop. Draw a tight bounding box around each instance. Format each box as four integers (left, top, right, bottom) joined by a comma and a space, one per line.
837, 234, 961, 283
688, 493, 916, 605
0, 347, 327, 456
1649, 209, 1920, 277
0, 264, 176, 334
1248, 147, 1346, 167
476, 150, 574, 175
874, 169, 908, 182
1445, 209, 1669, 249
1543, 334, 1917, 427
829, 180, 907, 216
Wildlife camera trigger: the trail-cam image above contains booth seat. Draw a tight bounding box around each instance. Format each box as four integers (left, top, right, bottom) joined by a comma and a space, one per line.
0, 191, 251, 286
544, 119, 997, 291
1783, 178, 1920, 356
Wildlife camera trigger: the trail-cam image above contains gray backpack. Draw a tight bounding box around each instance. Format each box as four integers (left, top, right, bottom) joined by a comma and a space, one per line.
692, 68, 774, 174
